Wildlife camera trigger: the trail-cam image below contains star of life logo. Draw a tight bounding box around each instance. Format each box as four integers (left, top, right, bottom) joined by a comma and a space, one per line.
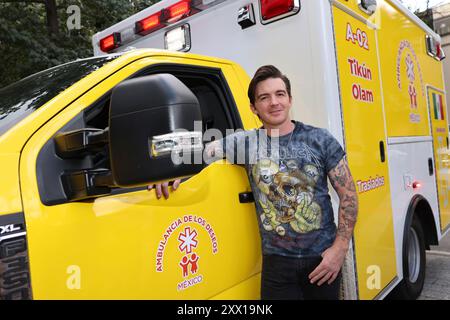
178, 227, 198, 254
406, 54, 415, 82
406, 54, 418, 111
396, 40, 424, 124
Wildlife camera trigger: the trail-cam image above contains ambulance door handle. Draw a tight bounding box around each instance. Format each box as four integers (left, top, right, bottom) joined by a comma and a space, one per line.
428, 158, 434, 176
447, 137, 449, 149
379, 141, 385, 163
239, 192, 254, 203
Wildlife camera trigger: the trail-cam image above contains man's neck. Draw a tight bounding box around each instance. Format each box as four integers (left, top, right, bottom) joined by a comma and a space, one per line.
264, 120, 295, 137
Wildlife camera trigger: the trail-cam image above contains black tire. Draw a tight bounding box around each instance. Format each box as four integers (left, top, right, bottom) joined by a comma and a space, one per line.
390, 216, 426, 300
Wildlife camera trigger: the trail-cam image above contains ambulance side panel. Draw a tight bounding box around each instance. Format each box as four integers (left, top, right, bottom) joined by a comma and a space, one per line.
332, 0, 449, 299
376, 1, 450, 236
376, 2, 449, 238
331, 1, 398, 300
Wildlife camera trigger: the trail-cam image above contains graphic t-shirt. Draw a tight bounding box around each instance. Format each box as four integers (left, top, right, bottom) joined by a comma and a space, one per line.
218, 121, 346, 258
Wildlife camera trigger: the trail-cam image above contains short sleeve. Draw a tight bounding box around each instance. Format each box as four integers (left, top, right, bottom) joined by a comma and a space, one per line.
205, 130, 259, 166
321, 129, 346, 173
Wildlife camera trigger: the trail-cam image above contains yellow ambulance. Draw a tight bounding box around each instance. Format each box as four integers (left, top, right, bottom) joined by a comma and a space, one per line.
92, 0, 450, 300
0, 0, 448, 300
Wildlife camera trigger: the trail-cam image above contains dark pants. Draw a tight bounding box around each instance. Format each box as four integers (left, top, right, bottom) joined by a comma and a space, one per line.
261, 254, 341, 300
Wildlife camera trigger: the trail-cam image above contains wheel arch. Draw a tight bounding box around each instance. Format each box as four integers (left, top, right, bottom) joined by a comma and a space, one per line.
405, 195, 439, 251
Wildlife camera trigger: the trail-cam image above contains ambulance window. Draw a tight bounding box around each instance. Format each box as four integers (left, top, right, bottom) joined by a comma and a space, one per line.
135, 64, 243, 136
0, 56, 118, 137
81, 65, 243, 135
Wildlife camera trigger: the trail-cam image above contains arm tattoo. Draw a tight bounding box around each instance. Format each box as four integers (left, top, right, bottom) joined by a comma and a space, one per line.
328, 159, 358, 241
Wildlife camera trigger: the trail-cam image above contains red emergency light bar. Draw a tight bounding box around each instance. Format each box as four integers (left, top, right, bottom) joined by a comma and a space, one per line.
134, 1, 198, 36
168, 0, 191, 20
426, 35, 446, 61
260, 0, 295, 20
135, 11, 164, 35
436, 42, 445, 61
100, 33, 121, 52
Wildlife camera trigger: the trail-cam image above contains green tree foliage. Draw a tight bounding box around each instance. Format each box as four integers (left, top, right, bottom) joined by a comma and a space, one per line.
0, 0, 159, 88
398, 0, 434, 29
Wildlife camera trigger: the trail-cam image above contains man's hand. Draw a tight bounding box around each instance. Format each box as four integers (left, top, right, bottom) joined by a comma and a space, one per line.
147, 140, 222, 199
148, 179, 181, 199
308, 242, 347, 286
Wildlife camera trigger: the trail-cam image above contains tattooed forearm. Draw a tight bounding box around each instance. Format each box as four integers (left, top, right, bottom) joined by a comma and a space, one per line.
337, 192, 358, 241
328, 159, 358, 243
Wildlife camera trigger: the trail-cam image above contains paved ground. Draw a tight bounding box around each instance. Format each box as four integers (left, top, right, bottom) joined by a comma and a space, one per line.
431, 230, 450, 252
418, 231, 450, 300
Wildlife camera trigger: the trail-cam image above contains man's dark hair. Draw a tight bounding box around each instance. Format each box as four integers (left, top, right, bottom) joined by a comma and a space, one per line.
247, 65, 292, 105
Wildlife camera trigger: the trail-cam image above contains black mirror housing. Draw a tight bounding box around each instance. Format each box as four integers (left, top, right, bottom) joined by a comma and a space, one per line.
109, 73, 203, 187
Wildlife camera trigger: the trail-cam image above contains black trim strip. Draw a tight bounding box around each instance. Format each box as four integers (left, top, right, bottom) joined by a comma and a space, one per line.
373, 276, 399, 300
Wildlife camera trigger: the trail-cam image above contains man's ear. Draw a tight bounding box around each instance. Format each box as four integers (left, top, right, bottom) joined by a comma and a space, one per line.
250, 104, 262, 120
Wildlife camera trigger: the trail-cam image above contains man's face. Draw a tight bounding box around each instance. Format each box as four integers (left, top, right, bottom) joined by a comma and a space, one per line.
251, 77, 292, 127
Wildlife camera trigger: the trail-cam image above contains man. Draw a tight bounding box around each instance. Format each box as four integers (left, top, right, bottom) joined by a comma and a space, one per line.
149, 65, 358, 300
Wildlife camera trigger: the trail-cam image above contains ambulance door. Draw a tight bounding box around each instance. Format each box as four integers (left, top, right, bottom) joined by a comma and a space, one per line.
427, 87, 450, 232
332, 3, 397, 299
20, 57, 261, 299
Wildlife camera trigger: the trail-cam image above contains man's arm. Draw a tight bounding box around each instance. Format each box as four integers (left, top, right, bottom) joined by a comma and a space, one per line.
328, 158, 358, 247
309, 158, 358, 285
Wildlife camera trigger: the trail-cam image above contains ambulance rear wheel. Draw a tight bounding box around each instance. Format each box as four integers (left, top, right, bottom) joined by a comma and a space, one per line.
393, 216, 426, 300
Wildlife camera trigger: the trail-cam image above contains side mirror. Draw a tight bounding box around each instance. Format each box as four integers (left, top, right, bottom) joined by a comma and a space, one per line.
109, 73, 203, 188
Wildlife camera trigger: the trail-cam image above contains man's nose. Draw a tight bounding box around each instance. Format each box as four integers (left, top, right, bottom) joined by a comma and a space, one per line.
269, 95, 280, 105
